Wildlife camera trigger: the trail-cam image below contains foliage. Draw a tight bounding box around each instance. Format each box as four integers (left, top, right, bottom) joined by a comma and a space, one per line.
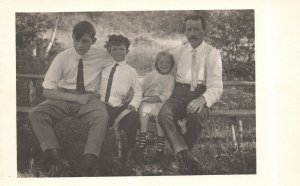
16, 10, 255, 80
16, 10, 256, 176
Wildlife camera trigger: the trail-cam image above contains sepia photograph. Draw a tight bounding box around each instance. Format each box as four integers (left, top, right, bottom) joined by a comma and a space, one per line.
15, 10, 256, 177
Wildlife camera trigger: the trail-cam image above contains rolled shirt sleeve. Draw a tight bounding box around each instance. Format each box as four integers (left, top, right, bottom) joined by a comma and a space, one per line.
202, 49, 223, 107
42, 53, 63, 90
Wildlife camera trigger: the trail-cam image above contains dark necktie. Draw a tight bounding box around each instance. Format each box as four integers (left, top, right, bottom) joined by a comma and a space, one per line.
76, 58, 86, 94
105, 63, 119, 102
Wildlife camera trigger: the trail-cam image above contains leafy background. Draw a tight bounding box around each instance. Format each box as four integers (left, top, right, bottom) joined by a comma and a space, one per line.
16, 10, 256, 176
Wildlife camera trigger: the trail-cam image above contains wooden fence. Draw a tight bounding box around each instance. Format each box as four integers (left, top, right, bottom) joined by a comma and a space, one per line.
17, 74, 255, 153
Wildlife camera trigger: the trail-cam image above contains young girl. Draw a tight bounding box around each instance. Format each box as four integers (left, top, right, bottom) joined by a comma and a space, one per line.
136, 51, 175, 164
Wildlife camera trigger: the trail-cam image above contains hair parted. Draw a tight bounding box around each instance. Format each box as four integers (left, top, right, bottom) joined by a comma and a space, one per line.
72, 21, 96, 40
184, 14, 206, 30
104, 34, 130, 52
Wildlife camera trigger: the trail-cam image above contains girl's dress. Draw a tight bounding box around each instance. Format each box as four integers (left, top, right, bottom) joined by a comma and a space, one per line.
139, 71, 175, 116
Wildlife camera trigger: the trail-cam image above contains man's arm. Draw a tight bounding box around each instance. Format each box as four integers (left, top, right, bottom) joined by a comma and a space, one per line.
43, 89, 77, 102
43, 89, 100, 105
187, 49, 223, 114
202, 49, 223, 107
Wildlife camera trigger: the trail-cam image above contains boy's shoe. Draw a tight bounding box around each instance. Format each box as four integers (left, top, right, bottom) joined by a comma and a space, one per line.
80, 154, 98, 177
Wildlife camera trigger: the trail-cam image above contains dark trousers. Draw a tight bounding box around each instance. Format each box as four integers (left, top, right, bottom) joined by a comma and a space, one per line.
158, 83, 211, 154
106, 104, 139, 150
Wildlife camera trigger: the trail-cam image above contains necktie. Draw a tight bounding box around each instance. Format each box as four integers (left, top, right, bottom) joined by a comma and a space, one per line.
76, 58, 86, 94
105, 63, 119, 102
191, 49, 198, 91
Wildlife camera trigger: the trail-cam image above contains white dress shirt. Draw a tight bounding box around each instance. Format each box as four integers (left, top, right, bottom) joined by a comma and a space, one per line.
42, 46, 113, 92
171, 41, 223, 107
99, 61, 142, 110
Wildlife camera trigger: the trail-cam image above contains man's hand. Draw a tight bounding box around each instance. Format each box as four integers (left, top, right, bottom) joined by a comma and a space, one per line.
143, 96, 161, 103
186, 96, 207, 114
122, 88, 134, 104
75, 93, 100, 105
128, 104, 136, 111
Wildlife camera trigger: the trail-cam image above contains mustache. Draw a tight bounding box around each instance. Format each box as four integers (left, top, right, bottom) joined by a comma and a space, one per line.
188, 36, 199, 40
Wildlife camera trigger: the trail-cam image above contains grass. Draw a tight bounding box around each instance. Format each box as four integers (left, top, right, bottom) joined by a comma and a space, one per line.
17, 112, 256, 177
17, 26, 256, 176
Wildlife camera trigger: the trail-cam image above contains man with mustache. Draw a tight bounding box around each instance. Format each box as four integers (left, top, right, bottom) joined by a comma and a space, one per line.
158, 14, 223, 174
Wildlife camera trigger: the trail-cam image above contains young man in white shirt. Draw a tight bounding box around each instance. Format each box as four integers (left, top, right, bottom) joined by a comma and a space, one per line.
158, 14, 223, 174
28, 21, 113, 176
99, 35, 142, 170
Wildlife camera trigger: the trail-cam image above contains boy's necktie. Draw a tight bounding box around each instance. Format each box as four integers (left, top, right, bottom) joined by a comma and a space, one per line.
76, 58, 86, 94
105, 63, 119, 102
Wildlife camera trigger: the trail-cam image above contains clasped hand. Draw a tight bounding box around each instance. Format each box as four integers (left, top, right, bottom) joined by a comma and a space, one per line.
76, 93, 100, 105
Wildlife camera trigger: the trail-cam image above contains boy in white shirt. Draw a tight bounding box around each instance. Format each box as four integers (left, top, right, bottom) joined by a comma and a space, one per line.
99, 35, 142, 167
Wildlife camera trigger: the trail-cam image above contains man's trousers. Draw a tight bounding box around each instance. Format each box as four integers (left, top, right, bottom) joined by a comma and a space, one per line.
158, 83, 211, 154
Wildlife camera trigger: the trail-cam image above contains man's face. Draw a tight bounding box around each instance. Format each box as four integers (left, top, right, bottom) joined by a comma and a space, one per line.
73, 33, 95, 55
109, 44, 128, 62
185, 19, 205, 49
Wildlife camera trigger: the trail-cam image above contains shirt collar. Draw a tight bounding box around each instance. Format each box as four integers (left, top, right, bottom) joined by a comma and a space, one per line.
187, 40, 206, 53
72, 46, 95, 60
115, 60, 127, 66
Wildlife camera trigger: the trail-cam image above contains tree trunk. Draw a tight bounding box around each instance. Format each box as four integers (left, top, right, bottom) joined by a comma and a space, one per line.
45, 16, 59, 59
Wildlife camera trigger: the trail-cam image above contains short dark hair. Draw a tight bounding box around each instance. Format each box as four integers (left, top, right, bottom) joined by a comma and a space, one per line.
72, 21, 96, 40
184, 14, 206, 30
155, 51, 175, 74
104, 34, 130, 52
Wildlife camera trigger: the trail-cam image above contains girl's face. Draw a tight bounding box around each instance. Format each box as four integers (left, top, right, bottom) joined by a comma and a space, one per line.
157, 55, 172, 74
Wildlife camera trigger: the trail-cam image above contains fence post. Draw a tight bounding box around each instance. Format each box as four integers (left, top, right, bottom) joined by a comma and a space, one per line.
29, 79, 37, 106
238, 119, 243, 143
231, 122, 238, 149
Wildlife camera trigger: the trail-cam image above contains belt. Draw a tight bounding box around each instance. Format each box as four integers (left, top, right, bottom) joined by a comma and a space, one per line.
175, 82, 206, 91
59, 87, 95, 94
175, 82, 205, 87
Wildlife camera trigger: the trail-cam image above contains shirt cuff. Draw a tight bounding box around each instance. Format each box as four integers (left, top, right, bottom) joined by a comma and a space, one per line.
42, 80, 58, 90
202, 93, 212, 107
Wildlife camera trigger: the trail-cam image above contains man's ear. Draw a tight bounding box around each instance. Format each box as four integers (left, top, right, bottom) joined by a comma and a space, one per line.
92, 37, 97, 44
107, 45, 111, 54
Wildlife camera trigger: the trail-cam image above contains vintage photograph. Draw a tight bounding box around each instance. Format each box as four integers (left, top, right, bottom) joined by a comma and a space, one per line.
16, 10, 255, 177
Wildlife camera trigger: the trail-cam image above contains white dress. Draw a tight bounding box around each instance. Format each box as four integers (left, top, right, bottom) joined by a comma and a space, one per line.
139, 71, 175, 116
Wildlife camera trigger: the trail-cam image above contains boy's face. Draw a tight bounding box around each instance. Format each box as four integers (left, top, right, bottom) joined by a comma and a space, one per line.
157, 56, 172, 74
109, 44, 128, 62
73, 33, 96, 55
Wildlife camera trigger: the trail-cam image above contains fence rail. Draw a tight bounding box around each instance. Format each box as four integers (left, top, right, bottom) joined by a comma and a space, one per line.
17, 74, 256, 152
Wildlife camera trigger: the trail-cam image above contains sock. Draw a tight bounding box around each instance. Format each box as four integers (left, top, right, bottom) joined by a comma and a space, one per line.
156, 136, 165, 152
138, 132, 147, 148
